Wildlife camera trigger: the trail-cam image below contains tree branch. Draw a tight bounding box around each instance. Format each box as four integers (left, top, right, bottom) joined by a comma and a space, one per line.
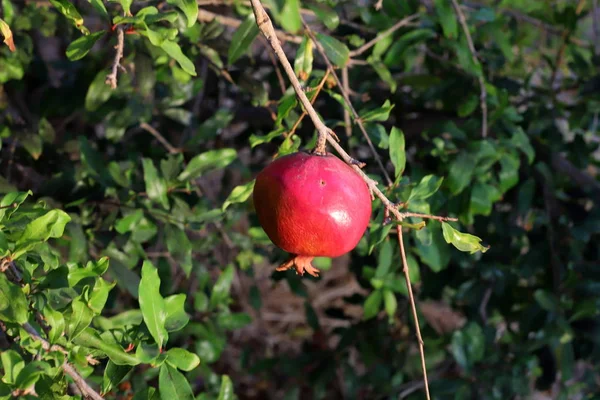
105, 25, 125, 89
140, 122, 179, 154
450, 0, 487, 138
348, 14, 419, 57
397, 228, 431, 400
22, 323, 104, 400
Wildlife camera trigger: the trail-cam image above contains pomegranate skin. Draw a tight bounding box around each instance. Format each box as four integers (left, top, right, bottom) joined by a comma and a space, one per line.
253, 151, 372, 260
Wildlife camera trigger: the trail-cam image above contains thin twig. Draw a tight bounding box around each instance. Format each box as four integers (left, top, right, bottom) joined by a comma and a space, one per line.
479, 286, 493, 323
302, 21, 393, 185
397, 229, 430, 400
348, 14, 419, 57
140, 122, 179, 154
260, 35, 287, 95
341, 67, 352, 137
105, 25, 125, 89
450, 0, 487, 138
22, 323, 104, 400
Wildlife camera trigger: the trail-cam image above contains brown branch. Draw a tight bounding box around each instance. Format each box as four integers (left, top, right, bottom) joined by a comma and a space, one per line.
348, 14, 419, 57
450, 0, 487, 138
302, 21, 393, 185
397, 229, 431, 400
139, 122, 179, 154
22, 323, 104, 400
105, 25, 125, 89
341, 67, 352, 137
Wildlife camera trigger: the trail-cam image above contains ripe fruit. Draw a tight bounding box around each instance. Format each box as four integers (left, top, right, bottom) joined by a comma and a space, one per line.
253, 151, 372, 277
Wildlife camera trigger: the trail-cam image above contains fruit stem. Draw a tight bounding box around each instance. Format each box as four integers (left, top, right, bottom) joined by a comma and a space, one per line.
314, 131, 328, 155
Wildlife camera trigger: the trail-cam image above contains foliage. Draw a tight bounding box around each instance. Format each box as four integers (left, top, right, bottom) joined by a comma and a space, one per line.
0, 0, 599, 399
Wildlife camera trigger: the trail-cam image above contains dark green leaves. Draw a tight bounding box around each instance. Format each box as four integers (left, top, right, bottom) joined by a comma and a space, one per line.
451, 323, 485, 371
139, 261, 168, 348
159, 364, 194, 400
389, 127, 406, 178
316, 33, 349, 67
66, 31, 106, 60
228, 15, 259, 65
49, 0, 89, 34
409, 175, 444, 202
441, 222, 489, 254
447, 153, 476, 195
0, 273, 28, 324
178, 149, 236, 181
166, 0, 198, 28
13, 210, 71, 259
222, 181, 255, 211
363, 289, 383, 320
142, 158, 170, 210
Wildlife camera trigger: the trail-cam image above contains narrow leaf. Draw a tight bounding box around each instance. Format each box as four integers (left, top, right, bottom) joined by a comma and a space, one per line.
316, 33, 350, 67
66, 30, 105, 60
441, 222, 489, 254
159, 363, 194, 400
228, 15, 259, 65
139, 261, 169, 348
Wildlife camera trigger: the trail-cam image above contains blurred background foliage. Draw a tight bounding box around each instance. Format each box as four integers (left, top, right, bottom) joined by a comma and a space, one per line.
1, 0, 600, 399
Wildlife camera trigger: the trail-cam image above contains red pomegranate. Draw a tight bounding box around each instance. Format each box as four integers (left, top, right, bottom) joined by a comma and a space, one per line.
253, 151, 372, 277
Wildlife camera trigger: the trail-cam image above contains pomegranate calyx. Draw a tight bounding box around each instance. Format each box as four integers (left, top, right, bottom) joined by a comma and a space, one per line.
276, 255, 320, 277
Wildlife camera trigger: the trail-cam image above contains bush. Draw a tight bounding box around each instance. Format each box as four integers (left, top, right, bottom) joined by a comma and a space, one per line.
1, 0, 599, 399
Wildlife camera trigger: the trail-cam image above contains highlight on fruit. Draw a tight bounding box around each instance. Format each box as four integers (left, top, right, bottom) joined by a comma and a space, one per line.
253, 151, 372, 277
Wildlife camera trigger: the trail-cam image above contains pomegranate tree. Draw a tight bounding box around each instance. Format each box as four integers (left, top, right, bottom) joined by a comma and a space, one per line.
253, 151, 372, 277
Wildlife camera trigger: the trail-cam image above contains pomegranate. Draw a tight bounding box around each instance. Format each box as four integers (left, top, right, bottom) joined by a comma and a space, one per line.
253, 151, 372, 277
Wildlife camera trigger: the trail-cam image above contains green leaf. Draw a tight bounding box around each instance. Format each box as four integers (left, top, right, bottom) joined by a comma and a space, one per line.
470, 182, 502, 216
164, 294, 190, 332
280, 0, 301, 33
68, 257, 110, 286
498, 153, 520, 193
88, 0, 109, 20
210, 264, 234, 307
228, 15, 259, 65
316, 33, 350, 67
74, 329, 140, 365
166, 0, 198, 28
363, 289, 383, 320
294, 36, 314, 81
434, 0, 458, 38
102, 361, 132, 395
0, 191, 31, 221
49, 0, 89, 34
534, 289, 559, 312
217, 375, 234, 400
383, 289, 397, 321
165, 225, 192, 276
222, 180, 255, 211
67, 295, 94, 339
66, 30, 105, 60
307, 3, 339, 30
511, 128, 535, 164
217, 312, 252, 330
160, 40, 197, 76
359, 100, 394, 122
415, 227, 451, 272
389, 127, 406, 178
0, 272, 26, 324
139, 261, 169, 348
159, 363, 194, 400
109, 0, 133, 15
43, 306, 65, 344
166, 348, 200, 371
85, 69, 113, 111
178, 149, 237, 181
441, 222, 489, 254
447, 153, 476, 195
451, 322, 485, 371
89, 278, 116, 313
1, 350, 23, 384
409, 175, 444, 202
14, 210, 71, 258
374, 239, 393, 279
142, 158, 170, 210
